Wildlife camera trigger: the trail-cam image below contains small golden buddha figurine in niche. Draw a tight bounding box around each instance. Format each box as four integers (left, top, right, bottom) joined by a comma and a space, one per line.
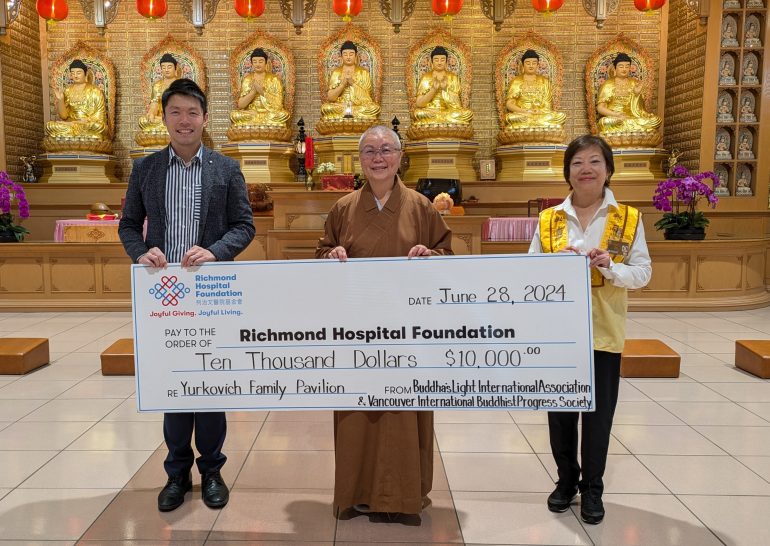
504, 49, 566, 131
744, 21, 762, 49
740, 94, 757, 123
736, 166, 753, 196
714, 165, 730, 197
717, 94, 734, 124
719, 58, 736, 86
320, 41, 380, 122
412, 46, 473, 127
45, 59, 109, 144
596, 53, 662, 143
742, 57, 759, 85
715, 131, 732, 160
737, 130, 754, 160
138, 53, 178, 136
229, 48, 290, 129
721, 18, 740, 48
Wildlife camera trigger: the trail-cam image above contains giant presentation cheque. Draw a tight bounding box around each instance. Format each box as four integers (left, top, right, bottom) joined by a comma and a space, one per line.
132, 254, 595, 412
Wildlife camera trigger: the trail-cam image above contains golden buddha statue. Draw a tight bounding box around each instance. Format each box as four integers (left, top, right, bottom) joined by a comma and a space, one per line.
44, 59, 109, 152
499, 49, 566, 144
320, 41, 380, 122
137, 53, 178, 140
230, 48, 290, 129
596, 53, 662, 147
412, 46, 473, 127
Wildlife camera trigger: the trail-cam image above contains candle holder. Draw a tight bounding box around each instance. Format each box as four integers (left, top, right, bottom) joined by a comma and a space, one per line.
294, 118, 307, 185
391, 116, 400, 136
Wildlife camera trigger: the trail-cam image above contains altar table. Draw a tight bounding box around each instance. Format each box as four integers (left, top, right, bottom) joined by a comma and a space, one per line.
482, 217, 538, 242
54, 219, 120, 243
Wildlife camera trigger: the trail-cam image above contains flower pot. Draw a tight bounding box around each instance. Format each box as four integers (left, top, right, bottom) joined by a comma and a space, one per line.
663, 226, 706, 240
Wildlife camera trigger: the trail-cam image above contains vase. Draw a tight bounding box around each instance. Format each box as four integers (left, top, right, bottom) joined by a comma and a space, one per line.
663, 226, 706, 240
0, 229, 20, 242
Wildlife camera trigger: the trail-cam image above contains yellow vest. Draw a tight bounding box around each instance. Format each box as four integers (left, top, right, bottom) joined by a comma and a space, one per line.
539, 204, 640, 353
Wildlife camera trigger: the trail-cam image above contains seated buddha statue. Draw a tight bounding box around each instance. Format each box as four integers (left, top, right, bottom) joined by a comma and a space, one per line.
500, 49, 566, 143
596, 53, 662, 145
320, 41, 380, 122
717, 96, 734, 123
715, 133, 732, 160
736, 169, 752, 196
138, 53, 178, 137
738, 132, 754, 159
45, 59, 109, 145
719, 60, 736, 86
745, 21, 762, 48
721, 22, 739, 48
742, 58, 759, 85
740, 95, 757, 123
412, 46, 473, 127
230, 48, 290, 129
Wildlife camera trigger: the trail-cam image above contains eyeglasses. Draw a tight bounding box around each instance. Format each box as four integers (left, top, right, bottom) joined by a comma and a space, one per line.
360, 146, 401, 160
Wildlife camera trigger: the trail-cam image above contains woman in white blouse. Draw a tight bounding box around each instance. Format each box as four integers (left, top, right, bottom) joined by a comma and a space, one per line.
529, 134, 652, 524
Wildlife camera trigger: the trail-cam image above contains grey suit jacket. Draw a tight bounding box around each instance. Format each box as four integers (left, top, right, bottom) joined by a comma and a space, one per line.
119, 145, 255, 263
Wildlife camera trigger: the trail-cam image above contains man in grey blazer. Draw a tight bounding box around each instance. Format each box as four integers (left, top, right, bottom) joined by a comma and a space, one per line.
119, 79, 255, 512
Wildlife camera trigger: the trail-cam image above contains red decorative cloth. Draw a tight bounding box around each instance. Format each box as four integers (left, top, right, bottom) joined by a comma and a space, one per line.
305, 137, 314, 171
322, 175, 355, 191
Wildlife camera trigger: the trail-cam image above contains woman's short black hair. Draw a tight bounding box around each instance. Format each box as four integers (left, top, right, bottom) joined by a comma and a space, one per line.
563, 135, 614, 187
161, 78, 207, 114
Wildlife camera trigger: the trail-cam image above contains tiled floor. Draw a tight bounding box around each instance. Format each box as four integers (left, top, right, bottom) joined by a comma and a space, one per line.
0, 309, 769, 545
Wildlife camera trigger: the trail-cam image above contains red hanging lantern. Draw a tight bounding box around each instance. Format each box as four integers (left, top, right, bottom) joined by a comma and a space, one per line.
136, 0, 168, 19
432, 0, 464, 21
332, 0, 362, 22
531, 0, 564, 16
36, 0, 69, 25
634, 0, 666, 13
234, 0, 265, 19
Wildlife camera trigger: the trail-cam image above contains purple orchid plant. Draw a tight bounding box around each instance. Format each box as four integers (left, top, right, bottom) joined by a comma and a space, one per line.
652, 165, 719, 231
0, 171, 30, 241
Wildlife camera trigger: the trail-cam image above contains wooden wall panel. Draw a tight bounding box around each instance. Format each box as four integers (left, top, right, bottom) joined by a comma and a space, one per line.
50, 258, 97, 293
0, 258, 45, 293
102, 259, 132, 294
696, 255, 743, 292
746, 252, 765, 290
267, 230, 323, 261
0, 244, 131, 310
642, 256, 690, 293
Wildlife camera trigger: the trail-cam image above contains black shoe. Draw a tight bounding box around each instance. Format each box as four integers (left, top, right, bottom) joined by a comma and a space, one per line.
580, 491, 605, 524
201, 470, 229, 509
158, 473, 192, 512
547, 482, 578, 513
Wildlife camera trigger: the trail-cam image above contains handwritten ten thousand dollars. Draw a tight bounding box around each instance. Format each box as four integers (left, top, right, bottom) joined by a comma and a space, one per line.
131, 254, 595, 413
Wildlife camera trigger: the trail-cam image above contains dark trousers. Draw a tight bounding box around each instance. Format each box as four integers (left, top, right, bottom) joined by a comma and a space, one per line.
163, 411, 227, 477
548, 350, 621, 497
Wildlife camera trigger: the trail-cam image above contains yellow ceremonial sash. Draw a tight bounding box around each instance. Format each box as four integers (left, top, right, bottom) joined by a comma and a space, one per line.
538, 203, 640, 287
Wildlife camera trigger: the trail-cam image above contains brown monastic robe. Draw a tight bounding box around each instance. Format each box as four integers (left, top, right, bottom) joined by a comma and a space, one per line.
316, 178, 453, 515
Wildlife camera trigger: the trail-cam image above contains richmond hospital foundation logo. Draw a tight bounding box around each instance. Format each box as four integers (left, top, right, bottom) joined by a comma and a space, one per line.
148, 275, 191, 307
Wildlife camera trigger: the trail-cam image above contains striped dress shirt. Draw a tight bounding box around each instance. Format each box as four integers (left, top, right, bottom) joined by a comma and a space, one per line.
164, 145, 203, 263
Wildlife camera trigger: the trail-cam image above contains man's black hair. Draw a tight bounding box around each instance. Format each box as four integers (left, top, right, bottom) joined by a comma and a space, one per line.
161, 78, 207, 114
